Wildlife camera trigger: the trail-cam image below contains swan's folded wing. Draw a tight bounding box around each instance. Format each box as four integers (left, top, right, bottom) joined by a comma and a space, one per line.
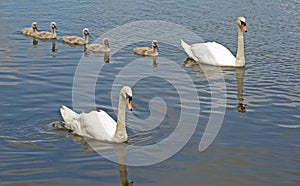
191, 42, 235, 66
96, 110, 117, 137
80, 110, 117, 141
205, 42, 235, 66
191, 43, 218, 66
180, 39, 198, 61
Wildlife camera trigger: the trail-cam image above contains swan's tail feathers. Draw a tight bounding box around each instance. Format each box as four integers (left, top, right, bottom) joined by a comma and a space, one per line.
180, 39, 195, 60
60, 105, 79, 123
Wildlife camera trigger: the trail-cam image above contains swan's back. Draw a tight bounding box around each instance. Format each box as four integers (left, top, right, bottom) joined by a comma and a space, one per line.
60, 105, 117, 141
62, 28, 89, 45
80, 110, 116, 140
85, 38, 110, 53
62, 36, 86, 45
133, 47, 150, 55
22, 28, 35, 36
133, 47, 158, 56
133, 40, 158, 57
191, 42, 235, 66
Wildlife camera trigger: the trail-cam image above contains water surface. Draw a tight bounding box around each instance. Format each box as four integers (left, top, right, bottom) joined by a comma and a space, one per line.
1, 0, 299, 185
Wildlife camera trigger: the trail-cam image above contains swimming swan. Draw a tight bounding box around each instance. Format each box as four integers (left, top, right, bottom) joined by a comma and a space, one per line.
180, 17, 248, 67
36, 22, 57, 39
85, 38, 110, 53
60, 86, 133, 143
62, 28, 89, 45
133, 40, 158, 57
22, 22, 38, 36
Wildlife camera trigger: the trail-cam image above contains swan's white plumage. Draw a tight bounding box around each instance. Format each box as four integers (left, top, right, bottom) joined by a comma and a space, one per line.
180, 39, 196, 61
60, 86, 132, 143
60, 105, 79, 122
190, 42, 236, 66
181, 17, 247, 67
79, 110, 117, 141
60, 106, 117, 141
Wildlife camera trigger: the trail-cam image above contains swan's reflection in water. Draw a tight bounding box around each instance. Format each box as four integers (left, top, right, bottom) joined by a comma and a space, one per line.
152, 56, 158, 68
184, 58, 246, 113
51, 39, 57, 56
103, 53, 110, 63
115, 144, 134, 186
52, 121, 134, 185
22, 34, 38, 47
235, 68, 246, 112
51, 39, 56, 52
134, 56, 158, 69
32, 38, 38, 47
25, 35, 58, 57
78, 138, 134, 186
84, 50, 110, 63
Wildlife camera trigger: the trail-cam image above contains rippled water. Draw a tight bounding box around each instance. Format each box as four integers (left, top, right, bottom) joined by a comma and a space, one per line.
1, 0, 299, 185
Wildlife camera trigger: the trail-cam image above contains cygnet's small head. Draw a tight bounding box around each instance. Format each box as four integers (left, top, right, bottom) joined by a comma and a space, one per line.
152, 40, 158, 48
50, 22, 57, 29
237, 17, 247, 32
32, 22, 38, 31
103, 38, 110, 46
82, 28, 89, 36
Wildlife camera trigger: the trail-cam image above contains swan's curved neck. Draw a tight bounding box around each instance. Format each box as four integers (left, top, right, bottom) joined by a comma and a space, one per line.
235, 26, 245, 67
84, 34, 89, 44
152, 46, 158, 54
153, 46, 158, 52
52, 27, 57, 38
115, 91, 128, 141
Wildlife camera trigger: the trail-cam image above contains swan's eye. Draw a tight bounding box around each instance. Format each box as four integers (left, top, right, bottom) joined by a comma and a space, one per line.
240, 21, 246, 26
128, 96, 132, 103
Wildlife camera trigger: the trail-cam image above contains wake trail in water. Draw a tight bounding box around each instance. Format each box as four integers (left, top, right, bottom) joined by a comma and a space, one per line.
278, 124, 300, 129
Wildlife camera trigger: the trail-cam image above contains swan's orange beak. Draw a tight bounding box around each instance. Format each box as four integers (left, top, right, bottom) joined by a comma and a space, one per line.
127, 97, 133, 111
242, 25, 248, 32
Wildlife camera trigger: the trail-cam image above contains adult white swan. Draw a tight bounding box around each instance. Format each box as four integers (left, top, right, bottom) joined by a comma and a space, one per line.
180, 17, 248, 67
60, 86, 133, 143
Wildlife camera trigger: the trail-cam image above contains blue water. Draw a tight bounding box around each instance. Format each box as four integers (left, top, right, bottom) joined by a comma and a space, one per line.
1, 0, 299, 185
